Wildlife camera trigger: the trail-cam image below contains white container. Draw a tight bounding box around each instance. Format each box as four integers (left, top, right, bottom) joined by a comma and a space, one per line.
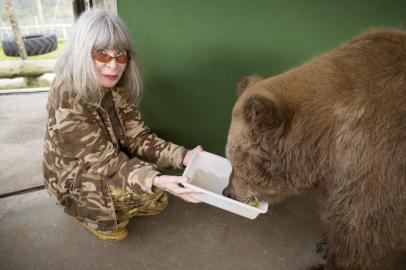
182, 151, 268, 219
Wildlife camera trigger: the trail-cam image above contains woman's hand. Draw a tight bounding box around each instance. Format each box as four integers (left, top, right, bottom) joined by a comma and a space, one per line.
183, 145, 204, 167
153, 175, 202, 203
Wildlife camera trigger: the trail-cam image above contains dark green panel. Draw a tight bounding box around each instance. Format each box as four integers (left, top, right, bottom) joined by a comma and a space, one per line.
118, 0, 405, 155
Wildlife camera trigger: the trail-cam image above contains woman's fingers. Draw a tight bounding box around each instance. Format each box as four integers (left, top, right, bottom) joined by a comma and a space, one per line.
153, 175, 202, 203
178, 194, 201, 203
175, 187, 201, 194
166, 187, 201, 203
172, 180, 202, 202
176, 176, 189, 184
176, 177, 204, 194
183, 145, 204, 166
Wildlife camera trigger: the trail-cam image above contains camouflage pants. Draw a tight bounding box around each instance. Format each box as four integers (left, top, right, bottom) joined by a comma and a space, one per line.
81, 186, 167, 232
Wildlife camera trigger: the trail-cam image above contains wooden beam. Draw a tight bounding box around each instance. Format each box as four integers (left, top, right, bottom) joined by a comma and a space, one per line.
0, 59, 56, 78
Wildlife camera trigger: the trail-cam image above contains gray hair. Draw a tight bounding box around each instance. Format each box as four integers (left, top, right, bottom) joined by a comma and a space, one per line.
54, 8, 142, 106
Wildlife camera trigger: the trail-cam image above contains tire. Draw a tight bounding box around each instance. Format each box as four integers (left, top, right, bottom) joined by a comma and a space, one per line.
1, 33, 58, 57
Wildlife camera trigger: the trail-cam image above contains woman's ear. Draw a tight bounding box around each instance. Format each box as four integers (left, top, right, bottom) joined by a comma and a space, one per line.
242, 94, 284, 135
237, 75, 263, 96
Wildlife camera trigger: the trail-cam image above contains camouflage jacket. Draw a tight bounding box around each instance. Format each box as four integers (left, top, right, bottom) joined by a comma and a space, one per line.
43, 81, 187, 230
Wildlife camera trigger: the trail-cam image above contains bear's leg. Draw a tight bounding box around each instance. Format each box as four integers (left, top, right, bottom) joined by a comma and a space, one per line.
323, 217, 395, 270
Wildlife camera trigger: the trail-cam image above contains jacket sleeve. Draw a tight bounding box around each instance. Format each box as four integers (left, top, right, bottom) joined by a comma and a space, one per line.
121, 103, 187, 170
53, 106, 159, 194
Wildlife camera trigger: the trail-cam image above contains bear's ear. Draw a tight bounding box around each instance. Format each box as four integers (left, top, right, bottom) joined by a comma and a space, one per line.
237, 75, 263, 96
242, 94, 284, 133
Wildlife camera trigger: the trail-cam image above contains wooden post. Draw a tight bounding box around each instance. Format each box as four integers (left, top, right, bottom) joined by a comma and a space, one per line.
4, 0, 28, 59
36, 0, 45, 32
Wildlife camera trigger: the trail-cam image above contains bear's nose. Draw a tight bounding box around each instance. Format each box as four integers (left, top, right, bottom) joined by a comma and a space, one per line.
222, 187, 232, 198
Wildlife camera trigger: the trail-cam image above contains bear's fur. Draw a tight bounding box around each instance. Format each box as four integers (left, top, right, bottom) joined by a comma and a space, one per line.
223, 28, 406, 270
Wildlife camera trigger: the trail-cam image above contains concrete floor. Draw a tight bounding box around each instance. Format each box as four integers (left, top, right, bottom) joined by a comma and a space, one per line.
0, 91, 47, 195
0, 189, 325, 270
0, 91, 404, 270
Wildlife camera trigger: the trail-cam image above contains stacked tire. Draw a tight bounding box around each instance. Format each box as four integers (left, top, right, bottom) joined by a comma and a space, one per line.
1, 33, 58, 57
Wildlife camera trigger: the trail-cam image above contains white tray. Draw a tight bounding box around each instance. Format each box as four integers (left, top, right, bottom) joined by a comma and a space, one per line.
182, 151, 268, 219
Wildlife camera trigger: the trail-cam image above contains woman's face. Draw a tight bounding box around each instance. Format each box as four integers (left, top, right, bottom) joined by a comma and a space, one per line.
92, 48, 128, 88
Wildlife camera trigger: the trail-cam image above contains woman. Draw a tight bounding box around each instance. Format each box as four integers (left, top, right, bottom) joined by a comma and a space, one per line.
43, 8, 202, 241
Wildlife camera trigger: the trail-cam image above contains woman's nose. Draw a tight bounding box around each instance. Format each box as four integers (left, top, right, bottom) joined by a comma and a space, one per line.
106, 58, 118, 69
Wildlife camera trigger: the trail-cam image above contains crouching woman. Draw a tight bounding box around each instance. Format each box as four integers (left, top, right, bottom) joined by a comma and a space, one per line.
43, 8, 202, 240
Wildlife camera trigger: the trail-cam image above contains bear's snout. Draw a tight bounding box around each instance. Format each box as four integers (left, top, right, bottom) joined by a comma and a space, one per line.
223, 169, 234, 198
222, 186, 233, 198
222, 168, 235, 198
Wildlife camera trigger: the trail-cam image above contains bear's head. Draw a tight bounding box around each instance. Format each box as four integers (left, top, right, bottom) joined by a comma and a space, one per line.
223, 76, 293, 205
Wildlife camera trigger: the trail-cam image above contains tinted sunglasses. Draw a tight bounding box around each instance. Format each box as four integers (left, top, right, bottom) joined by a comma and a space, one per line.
92, 49, 130, 64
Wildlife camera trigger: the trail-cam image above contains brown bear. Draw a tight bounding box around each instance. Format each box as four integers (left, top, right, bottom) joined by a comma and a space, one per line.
223, 28, 406, 270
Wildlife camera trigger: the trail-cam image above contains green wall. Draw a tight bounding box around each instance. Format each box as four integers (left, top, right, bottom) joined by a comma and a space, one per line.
118, 0, 405, 155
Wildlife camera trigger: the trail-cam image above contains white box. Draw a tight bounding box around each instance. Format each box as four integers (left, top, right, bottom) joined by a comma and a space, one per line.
182, 151, 268, 219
